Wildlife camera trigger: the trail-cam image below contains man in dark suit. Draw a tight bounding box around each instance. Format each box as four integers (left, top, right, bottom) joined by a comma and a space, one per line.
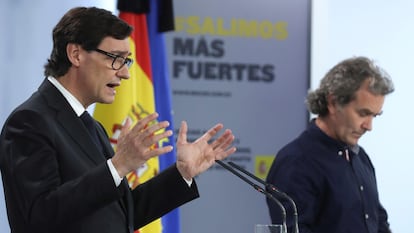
0, 6, 236, 233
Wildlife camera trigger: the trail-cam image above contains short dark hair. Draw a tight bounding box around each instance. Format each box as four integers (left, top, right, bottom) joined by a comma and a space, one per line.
44, 7, 133, 78
306, 56, 394, 116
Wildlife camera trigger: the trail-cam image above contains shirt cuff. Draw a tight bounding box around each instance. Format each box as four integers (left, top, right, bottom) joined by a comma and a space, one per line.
107, 159, 123, 187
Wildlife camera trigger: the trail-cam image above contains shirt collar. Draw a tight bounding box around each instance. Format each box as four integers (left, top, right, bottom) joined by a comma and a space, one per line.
308, 118, 360, 153
47, 77, 86, 117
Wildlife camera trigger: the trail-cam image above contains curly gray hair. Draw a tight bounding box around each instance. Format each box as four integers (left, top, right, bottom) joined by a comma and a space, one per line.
306, 56, 394, 116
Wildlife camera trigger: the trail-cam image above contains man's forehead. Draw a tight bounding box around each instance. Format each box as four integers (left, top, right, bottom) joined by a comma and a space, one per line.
352, 88, 385, 115
99, 37, 130, 53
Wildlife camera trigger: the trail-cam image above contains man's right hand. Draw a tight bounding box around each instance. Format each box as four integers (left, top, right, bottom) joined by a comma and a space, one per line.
111, 112, 173, 177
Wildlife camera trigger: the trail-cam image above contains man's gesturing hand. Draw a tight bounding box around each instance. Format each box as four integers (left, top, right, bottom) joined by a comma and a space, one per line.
175, 121, 236, 180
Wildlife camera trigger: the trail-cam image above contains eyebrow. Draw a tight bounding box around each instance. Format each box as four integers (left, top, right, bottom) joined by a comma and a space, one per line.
111, 50, 132, 57
359, 108, 383, 117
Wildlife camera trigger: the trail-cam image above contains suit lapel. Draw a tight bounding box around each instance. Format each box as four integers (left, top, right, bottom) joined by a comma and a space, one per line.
59, 112, 106, 164
95, 123, 115, 159
39, 79, 107, 165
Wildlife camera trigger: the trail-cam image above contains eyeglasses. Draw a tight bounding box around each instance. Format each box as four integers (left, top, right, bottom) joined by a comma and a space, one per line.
93, 48, 133, 70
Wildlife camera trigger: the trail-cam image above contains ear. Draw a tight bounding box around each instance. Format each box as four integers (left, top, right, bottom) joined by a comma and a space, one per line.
66, 43, 81, 68
326, 94, 337, 114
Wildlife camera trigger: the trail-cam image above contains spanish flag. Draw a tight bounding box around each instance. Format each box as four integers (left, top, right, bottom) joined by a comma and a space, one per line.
93, 1, 179, 233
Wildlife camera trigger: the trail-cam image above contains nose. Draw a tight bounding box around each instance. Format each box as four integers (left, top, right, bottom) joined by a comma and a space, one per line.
362, 117, 373, 131
116, 65, 130, 80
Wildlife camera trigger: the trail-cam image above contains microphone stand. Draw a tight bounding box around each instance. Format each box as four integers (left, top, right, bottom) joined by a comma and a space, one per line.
228, 161, 299, 233
215, 160, 287, 231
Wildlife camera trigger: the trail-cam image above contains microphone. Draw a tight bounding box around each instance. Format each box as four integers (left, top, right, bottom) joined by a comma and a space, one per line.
228, 161, 299, 233
215, 160, 286, 230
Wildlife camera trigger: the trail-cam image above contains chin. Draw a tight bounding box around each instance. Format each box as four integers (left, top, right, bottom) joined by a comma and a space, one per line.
348, 140, 359, 146
99, 98, 115, 104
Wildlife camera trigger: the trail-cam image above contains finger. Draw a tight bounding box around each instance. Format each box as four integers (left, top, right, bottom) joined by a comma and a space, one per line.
136, 127, 173, 151
210, 129, 233, 149
145, 145, 174, 159
119, 117, 132, 139
131, 112, 159, 132
216, 146, 237, 160
177, 121, 188, 145
213, 140, 234, 160
149, 130, 173, 146
198, 123, 224, 142
140, 120, 170, 139
216, 130, 235, 149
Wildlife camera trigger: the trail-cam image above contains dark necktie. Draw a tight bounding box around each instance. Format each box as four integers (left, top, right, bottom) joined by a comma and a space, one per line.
80, 111, 104, 154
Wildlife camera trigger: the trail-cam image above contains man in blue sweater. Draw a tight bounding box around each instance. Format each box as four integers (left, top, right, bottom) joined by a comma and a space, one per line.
266, 56, 393, 233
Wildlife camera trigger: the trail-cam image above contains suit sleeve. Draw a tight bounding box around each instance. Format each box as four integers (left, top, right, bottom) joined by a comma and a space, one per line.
378, 203, 391, 233
131, 165, 199, 229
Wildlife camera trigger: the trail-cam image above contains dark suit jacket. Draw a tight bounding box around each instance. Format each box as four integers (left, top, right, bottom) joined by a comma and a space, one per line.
0, 79, 199, 233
